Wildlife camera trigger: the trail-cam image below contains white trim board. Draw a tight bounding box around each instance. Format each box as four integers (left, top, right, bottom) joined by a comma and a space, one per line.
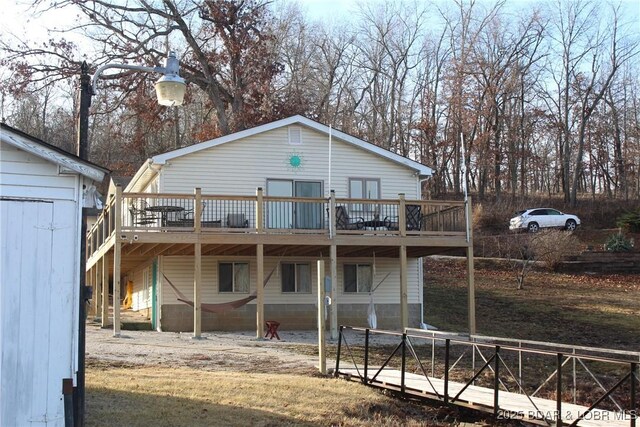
1, 126, 108, 182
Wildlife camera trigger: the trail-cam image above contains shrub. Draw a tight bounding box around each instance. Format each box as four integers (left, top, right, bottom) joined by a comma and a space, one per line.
616, 210, 640, 233
472, 203, 484, 230
529, 229, 580, 269
473, 202, 510, 233
604, 233, 634, 252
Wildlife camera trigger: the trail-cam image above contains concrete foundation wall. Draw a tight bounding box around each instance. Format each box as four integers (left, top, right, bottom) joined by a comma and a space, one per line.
160, 303, 421, 332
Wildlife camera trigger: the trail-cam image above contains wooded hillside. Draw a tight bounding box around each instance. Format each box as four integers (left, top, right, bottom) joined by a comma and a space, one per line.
1, 0, 638, 204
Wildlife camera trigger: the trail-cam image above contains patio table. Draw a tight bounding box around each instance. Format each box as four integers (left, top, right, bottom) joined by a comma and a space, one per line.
145, 205, 185, 227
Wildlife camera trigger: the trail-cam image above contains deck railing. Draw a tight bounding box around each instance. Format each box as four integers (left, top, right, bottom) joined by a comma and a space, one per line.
86, 187, 468, 259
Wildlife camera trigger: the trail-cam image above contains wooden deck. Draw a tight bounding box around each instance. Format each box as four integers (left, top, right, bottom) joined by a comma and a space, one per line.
86, 190, 471, 272
338, 368, 632, 427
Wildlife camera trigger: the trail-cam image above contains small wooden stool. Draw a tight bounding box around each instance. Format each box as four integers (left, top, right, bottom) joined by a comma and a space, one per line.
265, 320, 280, 340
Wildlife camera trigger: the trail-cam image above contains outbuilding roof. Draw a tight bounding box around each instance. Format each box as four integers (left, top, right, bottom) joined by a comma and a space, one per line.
1, 123, 109, 182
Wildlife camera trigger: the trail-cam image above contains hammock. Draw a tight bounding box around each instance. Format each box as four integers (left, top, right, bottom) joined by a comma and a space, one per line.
367, 252, 390, 329
163, 254, 282, 314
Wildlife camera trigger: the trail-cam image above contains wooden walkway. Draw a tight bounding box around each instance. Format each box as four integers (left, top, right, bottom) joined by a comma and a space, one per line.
338, 368, 631, 427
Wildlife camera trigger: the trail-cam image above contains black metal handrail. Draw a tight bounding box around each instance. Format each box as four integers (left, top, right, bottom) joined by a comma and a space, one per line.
335, 326, 639, 427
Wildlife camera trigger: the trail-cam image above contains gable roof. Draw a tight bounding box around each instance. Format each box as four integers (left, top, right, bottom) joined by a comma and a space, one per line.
1, 123, 109, 182
151, 115, 433, 177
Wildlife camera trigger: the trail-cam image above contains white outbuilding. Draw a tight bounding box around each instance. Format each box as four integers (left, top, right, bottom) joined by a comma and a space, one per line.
1, 124, 108, 426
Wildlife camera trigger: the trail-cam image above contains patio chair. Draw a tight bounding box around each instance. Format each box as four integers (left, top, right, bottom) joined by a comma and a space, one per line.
335, 206, 364, 230
406, 204, 422, 231
386, 204, 423, 231
226, 213, 249, 228
166, 202, 207, 227
128, 202, 158, 225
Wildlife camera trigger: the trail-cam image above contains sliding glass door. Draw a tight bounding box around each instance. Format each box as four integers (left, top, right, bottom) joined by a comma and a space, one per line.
267, 180, 323, 229
295, 181, 323, 229
266, 180, 293, 228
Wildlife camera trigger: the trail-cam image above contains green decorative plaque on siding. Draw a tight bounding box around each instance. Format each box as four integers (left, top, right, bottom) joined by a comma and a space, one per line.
286, 152, 304, 172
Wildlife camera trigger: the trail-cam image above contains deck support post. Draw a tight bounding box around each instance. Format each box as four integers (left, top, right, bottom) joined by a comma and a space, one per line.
466, 196, 476, 335
93, 262, 100, 321
399, 245, 408, 330
317, 260, 326, 374
256, 187, 263, 231
193, 243, 202, 338
256, 243, 264, 339
330, 243, 338, 340
398, 194, 406, 236
92, 265, 99, 318
256, 188, 265, 339
101, 255, 108, 327
193, 188, 202, 338
113, 185, 122, 337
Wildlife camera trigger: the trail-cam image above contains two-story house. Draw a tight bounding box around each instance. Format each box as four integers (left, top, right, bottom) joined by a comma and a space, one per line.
86, 115, 474, 338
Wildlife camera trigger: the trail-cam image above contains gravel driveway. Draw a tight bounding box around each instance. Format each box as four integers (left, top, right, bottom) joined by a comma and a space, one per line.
86, 324, 333, 374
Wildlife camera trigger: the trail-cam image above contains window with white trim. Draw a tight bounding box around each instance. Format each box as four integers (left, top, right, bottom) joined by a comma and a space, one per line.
349, 178, 380, 213
343, 263, 372, 293
281, 262, 311, 293
219, 262, 250, 293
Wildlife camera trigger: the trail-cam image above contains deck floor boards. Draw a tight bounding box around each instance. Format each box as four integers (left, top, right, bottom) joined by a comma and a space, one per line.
339, 368, 631, 427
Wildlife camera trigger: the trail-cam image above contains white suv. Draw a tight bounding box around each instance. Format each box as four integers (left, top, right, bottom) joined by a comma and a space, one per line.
509, 208, 580, 233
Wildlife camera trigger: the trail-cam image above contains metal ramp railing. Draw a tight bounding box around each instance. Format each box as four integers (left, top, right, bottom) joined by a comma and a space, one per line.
334, 326, 639, 427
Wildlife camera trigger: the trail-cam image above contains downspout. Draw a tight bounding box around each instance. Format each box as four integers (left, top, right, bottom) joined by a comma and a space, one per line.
418, 175, 430, 328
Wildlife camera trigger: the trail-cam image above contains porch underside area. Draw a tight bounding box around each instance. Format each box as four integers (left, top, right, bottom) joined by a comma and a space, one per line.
87, 231, 475, 340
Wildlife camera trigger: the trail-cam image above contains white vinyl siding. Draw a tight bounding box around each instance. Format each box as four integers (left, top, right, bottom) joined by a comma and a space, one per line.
142, 176, 159, 193
130, 265, 153, 311
137, 125, 424, 314
0, 135, 102, 427
159, 126, 418, 199
130, 270, 143, 310
0, 143, 79, 200
159, 256, 421, 306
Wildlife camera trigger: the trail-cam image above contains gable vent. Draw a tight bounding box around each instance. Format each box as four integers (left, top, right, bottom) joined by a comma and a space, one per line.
288, 126, 302, 145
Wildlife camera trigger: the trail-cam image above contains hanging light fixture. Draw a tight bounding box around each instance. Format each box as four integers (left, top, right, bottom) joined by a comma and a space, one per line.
91, 51, 186, 106
154, 52, 186, 106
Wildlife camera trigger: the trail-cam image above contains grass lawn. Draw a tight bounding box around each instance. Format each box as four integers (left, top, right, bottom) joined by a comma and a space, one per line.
424, 257, 640, 350
86, 257, 638, 426
85, 361, 465, 427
